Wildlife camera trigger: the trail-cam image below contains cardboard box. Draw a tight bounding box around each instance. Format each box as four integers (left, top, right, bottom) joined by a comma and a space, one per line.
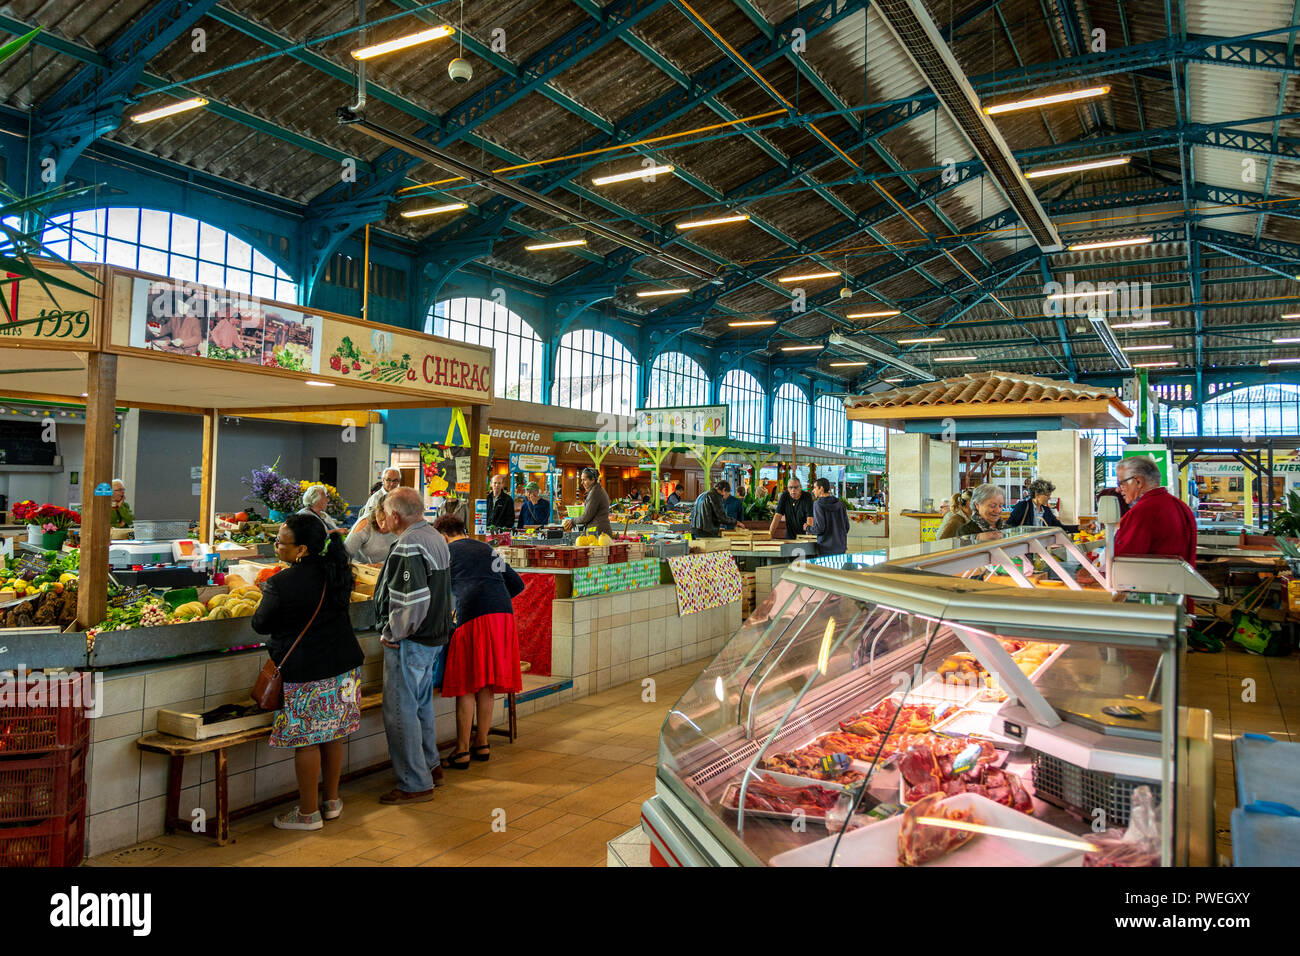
157, 706, 273, 740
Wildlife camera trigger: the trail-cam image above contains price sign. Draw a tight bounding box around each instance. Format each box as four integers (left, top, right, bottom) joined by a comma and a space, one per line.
108, 585, 152, 609
15, 554, 50, 577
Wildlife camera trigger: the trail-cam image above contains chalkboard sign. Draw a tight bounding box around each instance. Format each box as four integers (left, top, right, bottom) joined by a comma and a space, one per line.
0, 420, 56, 466
108, 585, 152, 608
15, 554, 50, 577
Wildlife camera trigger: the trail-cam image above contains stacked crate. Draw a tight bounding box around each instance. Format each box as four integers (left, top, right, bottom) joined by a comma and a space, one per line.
740, 572, 757, 619
0, 672, 90, 867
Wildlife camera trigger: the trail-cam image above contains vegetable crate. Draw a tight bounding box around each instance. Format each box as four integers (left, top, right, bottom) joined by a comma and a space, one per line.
495, 546, 532, 568
0, 674, 92, 755
585, 545, 610, 566
0, 798, 85, 867
530, 547, 589, 569
0, 746, 86, 823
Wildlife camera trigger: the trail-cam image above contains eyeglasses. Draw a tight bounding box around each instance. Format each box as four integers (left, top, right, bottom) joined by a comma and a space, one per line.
1117, 475, 1140, 486
383, 477, 400, 484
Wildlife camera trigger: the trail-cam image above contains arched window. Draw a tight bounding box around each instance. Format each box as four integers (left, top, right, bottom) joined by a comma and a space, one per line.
719, 369, 765, 442
850, 420, 887, 452
553, 329, 638, 415
41, 207, 296, 302
646, 351, 709, 408
814, 395, 847, 452
426, 298, 544, 402
772, 383, 810, 446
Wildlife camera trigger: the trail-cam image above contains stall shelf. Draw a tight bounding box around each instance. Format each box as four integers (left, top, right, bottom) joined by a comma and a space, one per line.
641, 528, 1214, 867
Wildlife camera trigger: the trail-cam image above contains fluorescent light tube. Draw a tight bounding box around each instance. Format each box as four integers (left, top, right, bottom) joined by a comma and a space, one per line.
898, 336, 945, 344
780, 344, 823, 352
1121, 344, 1173, 351
525, 239, 587, 250
635, 288, 687, 297
728, 319, 776, 327
1025, 156, 1130, 179
829, 361, 868, 367
984, 85, 1110, 115
847, 309, 901, 318
400, 202, 467, 217
1109, 320, 1169, 329
778, 271, 839, 283
1067, 236, 1153, 252
129, 97, 208, 123
934, 355, 977, 362
593, 165, 673, 185
352, 26, 454, 60
1133, 361, 1179, 368
827, 332, 936, 381
676, 214, 749, 229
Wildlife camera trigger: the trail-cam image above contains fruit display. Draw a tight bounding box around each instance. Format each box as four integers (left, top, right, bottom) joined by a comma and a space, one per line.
574, 532, 614, 546
1071, 530, 1105, 546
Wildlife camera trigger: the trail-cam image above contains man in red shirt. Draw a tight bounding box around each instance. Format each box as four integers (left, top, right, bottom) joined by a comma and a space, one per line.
1113, 456, 1197, 566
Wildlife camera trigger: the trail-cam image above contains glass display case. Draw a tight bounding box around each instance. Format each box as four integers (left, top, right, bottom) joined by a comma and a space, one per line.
642, 528, 1212, 867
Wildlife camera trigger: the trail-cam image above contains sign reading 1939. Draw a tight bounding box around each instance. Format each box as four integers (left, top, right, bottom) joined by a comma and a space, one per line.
0, 308, 92, 339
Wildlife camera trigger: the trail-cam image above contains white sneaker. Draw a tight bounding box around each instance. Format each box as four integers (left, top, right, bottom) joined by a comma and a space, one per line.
322, 799, 343, 821
273, 807, 323, 830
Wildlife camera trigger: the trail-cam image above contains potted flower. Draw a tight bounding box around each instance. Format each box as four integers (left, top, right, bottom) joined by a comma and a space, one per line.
242, 460, 300, 521
267, 478, 303, 521
34, 504, 80, 549
11, 500, 41, 543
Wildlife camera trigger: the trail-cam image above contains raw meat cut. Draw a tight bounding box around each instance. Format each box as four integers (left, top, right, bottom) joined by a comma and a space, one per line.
898, 793, 978, 866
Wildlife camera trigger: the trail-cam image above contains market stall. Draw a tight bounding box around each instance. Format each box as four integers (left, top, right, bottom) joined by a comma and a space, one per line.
641, 528, 1217, 867
0, 258, 495, 858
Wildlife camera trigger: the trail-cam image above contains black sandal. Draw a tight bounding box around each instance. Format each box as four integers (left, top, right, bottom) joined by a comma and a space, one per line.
443, 751, 471, 770
471, 744, 491, 762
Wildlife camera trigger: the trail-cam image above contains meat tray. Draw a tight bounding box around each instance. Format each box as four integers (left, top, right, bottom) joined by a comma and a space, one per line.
770, 793, 1087, 867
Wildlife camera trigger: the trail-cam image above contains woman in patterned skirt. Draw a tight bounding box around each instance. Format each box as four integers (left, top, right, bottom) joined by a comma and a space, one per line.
252, 513, 365, 830
433, 513, 524, 769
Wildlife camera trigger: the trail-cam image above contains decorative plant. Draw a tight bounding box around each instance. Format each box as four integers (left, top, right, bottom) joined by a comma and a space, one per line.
741, 490, 774, 522
1271, 489, 1300, 537
34, 505, 80, 530
11, 500, 39, 523
267, 478, 305, 515
242, 459, 300, 513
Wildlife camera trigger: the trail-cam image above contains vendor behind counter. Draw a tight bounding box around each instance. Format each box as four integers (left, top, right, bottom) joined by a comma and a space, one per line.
110, 479, 134, 528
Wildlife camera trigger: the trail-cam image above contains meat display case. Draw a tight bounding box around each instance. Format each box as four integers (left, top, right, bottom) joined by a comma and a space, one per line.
641, 528, 1214, 867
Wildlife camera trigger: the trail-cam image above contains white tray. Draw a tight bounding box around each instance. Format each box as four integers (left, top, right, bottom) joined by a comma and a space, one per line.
719, 778, 844, 824
770, 793, 1086, 867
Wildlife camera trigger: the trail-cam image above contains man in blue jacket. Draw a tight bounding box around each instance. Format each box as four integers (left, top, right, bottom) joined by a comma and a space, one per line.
809, 477, 850, 556
516, 482, 551, 527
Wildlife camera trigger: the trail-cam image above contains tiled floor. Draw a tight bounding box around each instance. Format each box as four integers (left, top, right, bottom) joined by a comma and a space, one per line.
84, 644, 1300, 867
1183, 641, 1300, 862
85, 663, 704, 868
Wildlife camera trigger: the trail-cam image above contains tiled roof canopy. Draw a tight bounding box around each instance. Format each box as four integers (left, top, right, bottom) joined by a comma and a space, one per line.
845, 371, 1133, 431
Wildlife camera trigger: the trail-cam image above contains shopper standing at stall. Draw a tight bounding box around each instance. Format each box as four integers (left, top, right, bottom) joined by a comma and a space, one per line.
957, 483, 1007, 538
1008, 478, 1075, 531
516, 482, 551, 527
344, 492, 398, 563
721, 482, 743, 526
362, 468, 402, 519
808, 477, 849, 555
690, 480, 737, 538
433, 513, 524, 769
251, 515, 364, 831
937, 492, 972, 540
565, 467, 613, 536
300, 485, 339, 531
769, 477, 813, 540
374, 487, 453, 805
486, 473, 515, 530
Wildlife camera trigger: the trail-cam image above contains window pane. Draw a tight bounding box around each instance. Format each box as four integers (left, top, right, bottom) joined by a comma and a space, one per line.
170, 215, 198, 257
226, 236, 252, 271
104, 238, 137, 268
139, 209, 170, 249
198, 260, 223, 287
137, 246, 168, 276
106, 208, 138, 244
198, 222, 225, 263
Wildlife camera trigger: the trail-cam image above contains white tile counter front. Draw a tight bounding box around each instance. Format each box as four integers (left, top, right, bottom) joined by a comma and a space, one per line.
85, 586, 743, 857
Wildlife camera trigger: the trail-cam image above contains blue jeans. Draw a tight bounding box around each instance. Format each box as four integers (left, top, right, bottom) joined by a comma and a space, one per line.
382, 640, 445, 793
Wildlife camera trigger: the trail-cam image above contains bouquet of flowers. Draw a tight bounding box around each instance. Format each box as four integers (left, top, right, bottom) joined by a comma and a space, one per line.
10, 500, 39, 523
242, 460, 301, 514
296, 480, 349, 519
34, 504, 80, 530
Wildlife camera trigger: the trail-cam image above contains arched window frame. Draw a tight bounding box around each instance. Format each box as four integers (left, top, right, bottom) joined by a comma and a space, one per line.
552, 327, 639, 415
646, 351, 710, 408
814, 395, 847, 452
427, 297, 545, 402
719, 369, 765, 443
772, 383, 810, 446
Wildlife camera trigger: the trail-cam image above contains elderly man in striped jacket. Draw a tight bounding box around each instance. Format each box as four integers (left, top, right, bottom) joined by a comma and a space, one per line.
374, 487, 453, 804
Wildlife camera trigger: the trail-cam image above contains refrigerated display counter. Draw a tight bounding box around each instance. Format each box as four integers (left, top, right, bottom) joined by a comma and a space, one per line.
641, 527, 1214, 867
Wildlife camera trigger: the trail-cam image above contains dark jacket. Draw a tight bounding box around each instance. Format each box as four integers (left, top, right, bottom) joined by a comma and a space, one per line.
722, 494, 743, 525
957, 516, 1004, 537
449, 538, 526, 629
774, 490, 814, 540
576, 483, 613, 536
251, 557, 363, 685
517, 496, 551, 527
811, 494, 850, 555
486, 491, 515, 530
666, 492, 682, 508
1008, 498, 1066, 529
690, 489, 734, 537
374, 520, 454, 647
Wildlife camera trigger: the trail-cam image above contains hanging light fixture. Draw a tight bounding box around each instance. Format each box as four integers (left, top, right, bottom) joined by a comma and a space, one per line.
847, 309, 900, 318
778, 271, 839, 283
400, 202, 468, 218
1067, 236, 1153, 252
984, 85, 1110, 116
1025, 157, 1130, 179
129, 97, 208, 123
676, 213, 749, 230
352, 25, 454, 59
525, 239, 587, 250
593, 165, 674, 186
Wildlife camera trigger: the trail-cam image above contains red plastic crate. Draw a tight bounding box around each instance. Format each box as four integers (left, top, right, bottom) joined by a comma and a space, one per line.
531, 547, 589, 569
608, 544, 629, 564
0, 799, 85, 867
0, 747, 87, 824
0, 674, 93, 756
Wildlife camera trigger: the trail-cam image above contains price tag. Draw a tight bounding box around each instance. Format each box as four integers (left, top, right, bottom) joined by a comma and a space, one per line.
478, 433, 490, 457
16, 554, 50, 577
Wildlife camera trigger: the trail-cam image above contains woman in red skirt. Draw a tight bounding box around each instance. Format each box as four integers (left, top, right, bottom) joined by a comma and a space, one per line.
433, 513, 525, 769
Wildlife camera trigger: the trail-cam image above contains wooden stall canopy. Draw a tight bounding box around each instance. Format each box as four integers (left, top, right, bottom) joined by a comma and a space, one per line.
0, 259, 495, 628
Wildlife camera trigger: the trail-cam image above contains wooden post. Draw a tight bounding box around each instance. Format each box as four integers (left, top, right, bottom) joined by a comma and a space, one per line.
469, 404, 490, 524
199, 410, 219, 543
78, 352, 117, 629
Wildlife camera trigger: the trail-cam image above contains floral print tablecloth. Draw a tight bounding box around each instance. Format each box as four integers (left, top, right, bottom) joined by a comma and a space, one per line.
667, 552, 742, 616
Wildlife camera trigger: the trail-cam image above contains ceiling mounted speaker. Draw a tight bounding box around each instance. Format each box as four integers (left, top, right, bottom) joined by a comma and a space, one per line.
449, 57, 472, 83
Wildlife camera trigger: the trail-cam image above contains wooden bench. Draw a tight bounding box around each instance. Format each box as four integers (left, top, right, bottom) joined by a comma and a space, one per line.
134, 690, 519, 846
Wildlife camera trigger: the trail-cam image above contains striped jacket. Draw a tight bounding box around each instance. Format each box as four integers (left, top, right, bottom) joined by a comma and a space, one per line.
374, 519, 453, 647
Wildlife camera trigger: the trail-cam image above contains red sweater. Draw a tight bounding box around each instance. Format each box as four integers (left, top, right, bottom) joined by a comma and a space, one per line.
1113, 487, 1197, 567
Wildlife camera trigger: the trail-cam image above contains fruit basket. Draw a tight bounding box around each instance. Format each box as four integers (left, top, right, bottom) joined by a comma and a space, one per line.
0, 674, 92, 755
0, 747, 86, 823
